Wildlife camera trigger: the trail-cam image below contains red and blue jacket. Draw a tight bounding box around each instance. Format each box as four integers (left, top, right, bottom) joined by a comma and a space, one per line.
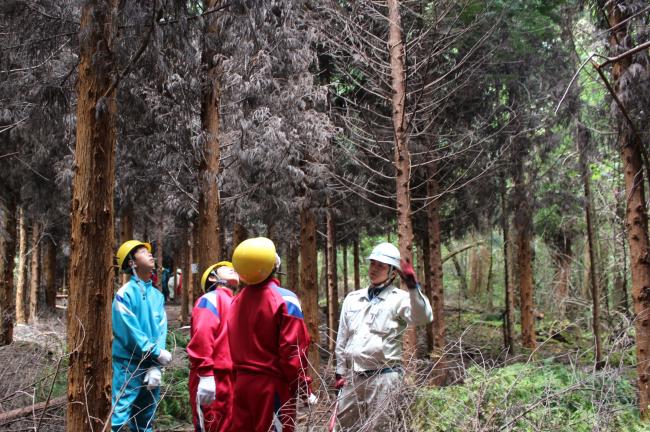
227, 278, 312, 392
187, 286, 234, 376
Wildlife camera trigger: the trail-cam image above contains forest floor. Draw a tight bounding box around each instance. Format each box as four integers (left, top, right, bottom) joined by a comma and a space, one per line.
0, 302, 642, 431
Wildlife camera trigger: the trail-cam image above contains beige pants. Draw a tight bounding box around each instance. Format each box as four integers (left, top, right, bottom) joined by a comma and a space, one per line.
336, 371, 402, 431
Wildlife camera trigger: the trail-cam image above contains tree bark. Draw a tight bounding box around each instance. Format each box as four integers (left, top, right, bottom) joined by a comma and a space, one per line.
423, 232, 433, 351
387, 0, 416, 360
449, 249, 468, 297
16, 206, 28, 325
468, 230, 479, 297
43, 236, 57, 311
517, 223, 536, 349
427, 175, 445, 352
0, 195, 17, 345
119, 204, 134, 286
66, 1, 118, 429
501, 177, 515, 354
192, 224, 201, 303
608, 1, 650, 417
197, 0, 222, 275
353, 236, 361, 290
577, 124, 602, 365
513, 147, 536, 349
552, 238, 572, 319
232, 222, 247, 251
326, 207, 338, 353
287, 242, 299, 293
181, 229, 191, 326
156, 213, 164, 291
342, 244, 349, 296
484, 235, 494, 310
427, 170, 446, 383
299, 208, 320, 389
28, 221, 40, 323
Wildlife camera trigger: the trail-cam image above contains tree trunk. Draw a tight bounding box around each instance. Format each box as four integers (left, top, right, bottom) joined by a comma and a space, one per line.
66, 1, 118, 428
299, 208, 320, 390
427, 172, 445, 351
608, 2, 650, 417
577, 124, 602, 365
181, 229, 191, 326
232, 222, 247, 250
342, 244, 349, 296
513, 148, 536, 349
156, 213, 164, 291
326, 207, 338, 353
616, 181, 629, 314
15, 207, 27, 325
468, 231, 479, 297
427, 171, 446, 383
192, 224, 201, 304
501, 177, 515, 354
287, 242, 299, 293
449, 250, 468, 298
484, 234, 494, 310
0, 195, 17, 345
119, 204, 134, 286
582, 237, 592, 301
44, 237, 57, 311
517, 224, 536, 349
197, 0, 222, 275
552, 238, 572, 319
387, 0, 416, 360
423, 231, 433, 352
321, 244, 328, 318
353, 236, 361, 290
28, 221, 40, 323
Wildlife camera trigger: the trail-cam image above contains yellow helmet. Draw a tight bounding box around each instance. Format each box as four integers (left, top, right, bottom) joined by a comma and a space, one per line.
116, 240, 152, 271
200, 261, 234, 291
232, 237, 276, 285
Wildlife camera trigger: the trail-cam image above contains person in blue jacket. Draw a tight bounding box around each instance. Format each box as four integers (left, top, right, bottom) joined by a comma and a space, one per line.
112, 240, 172, 432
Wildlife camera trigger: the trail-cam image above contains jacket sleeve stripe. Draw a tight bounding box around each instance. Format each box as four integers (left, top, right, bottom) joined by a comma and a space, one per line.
283, 296, 304, 319
197, 297, 220, 318
115, 296, 136, 317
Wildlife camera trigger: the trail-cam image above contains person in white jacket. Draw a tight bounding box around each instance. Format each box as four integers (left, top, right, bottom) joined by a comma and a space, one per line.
334, 242, 433, 430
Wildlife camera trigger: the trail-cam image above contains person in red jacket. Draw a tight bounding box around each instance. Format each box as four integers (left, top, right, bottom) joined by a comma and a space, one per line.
228, 237, 315, 432
187, 261, 238, 432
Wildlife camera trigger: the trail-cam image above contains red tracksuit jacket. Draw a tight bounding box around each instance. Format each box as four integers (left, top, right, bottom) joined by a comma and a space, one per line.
187, 286, 234, 432
228, 278, 312, 431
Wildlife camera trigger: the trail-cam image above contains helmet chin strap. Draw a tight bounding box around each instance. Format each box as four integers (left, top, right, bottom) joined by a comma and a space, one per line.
206, 279, 230, 292
370, 266, 396, 290
130, 260, 146, 298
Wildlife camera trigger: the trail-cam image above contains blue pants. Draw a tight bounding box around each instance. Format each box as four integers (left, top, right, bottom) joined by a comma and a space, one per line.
112, 358, 161, 432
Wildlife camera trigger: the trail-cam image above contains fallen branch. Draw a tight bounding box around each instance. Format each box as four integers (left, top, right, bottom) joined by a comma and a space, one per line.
0, 396, 66, 427
442, 242, 484, 263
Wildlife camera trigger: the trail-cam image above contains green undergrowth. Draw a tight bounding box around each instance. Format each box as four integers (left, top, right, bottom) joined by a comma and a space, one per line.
412, 362, 643, 431
157, 328, 192, 427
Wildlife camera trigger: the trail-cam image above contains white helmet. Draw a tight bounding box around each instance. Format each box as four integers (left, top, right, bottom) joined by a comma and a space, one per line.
367, 242, 401, 268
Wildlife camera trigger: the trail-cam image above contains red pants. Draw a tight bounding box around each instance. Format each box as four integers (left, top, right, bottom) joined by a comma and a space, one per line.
231, 372, 296, 432
189, 370, 233, 432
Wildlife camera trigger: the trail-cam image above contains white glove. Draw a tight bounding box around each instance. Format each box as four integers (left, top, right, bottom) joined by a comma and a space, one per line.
197, 375, 216, 406
308, 393, 318, 406
143, 367, 162, 390
157, 349, 172, 366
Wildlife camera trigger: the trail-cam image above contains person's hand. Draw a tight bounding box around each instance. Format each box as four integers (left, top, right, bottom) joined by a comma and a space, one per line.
143, 367, 162, 390
334, 374, 346, 390
397, 258, 419, 289
197, 376, 216, 406
157, 349, 172, 366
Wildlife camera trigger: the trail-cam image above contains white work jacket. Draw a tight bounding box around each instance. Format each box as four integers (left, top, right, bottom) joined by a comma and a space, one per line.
335, 284, 433, 375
